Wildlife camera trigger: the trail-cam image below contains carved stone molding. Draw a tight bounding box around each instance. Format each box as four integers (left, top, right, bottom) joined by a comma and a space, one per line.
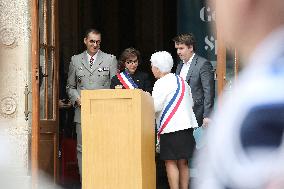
0, 93, 18, 119
0, 0, 30, 48
0, 97, 17, 116
0, 26, 17, 48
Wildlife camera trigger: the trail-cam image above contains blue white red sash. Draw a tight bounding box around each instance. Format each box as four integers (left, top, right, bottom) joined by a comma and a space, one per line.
157, 75, 186, 140
116, 71, 138, 89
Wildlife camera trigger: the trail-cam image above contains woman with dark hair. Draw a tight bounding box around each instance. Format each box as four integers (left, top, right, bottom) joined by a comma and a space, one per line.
110, 47, 152, 93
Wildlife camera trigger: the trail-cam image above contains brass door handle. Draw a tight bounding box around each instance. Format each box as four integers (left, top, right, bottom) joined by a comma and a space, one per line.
24, 84, 31, 121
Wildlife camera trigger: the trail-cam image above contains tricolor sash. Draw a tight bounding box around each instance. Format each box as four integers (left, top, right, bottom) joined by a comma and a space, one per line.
157, 75, 186, 140
116, 71, 138, 89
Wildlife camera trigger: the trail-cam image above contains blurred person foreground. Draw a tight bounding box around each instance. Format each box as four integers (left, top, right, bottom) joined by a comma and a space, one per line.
193, 0, 284, 189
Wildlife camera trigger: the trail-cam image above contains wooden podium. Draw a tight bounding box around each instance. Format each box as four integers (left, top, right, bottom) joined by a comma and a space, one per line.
81, 89, 156, 189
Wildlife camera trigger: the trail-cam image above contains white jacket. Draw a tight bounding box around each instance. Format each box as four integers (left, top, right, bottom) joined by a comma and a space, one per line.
152, 73, 198, 134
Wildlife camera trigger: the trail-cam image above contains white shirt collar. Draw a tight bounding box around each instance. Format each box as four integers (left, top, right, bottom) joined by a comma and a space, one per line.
183, 53, 195, 65
86, 50, 99, 63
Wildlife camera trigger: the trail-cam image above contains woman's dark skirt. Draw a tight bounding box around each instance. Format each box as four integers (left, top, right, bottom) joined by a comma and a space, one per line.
160, 128, 195, 160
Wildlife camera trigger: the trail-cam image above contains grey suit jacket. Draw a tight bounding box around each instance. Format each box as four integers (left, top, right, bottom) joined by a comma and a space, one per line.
176, 54, 215, 126
66, 50, 118, 123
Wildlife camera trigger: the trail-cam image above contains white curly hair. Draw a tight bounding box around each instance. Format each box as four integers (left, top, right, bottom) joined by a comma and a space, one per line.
150, 51, 173, 73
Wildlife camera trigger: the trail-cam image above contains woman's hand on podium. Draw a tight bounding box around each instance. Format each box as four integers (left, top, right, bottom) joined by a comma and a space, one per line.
115, 85, 123, 89
145, 91, 151, 96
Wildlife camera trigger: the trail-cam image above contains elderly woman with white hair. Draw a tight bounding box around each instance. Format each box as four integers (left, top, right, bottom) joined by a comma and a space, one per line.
150, 51, 198, 189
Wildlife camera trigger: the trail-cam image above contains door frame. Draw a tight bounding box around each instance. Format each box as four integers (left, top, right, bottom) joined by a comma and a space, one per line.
31, 0, 40, 187
216, 33, 240, 96
216, 32, 226, 95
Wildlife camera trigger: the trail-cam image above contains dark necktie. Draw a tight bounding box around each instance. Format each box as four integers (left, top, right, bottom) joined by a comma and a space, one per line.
90, 56, 94, 69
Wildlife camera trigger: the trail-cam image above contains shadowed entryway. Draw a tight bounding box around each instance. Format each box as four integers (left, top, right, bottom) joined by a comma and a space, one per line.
58, 0, 177, 188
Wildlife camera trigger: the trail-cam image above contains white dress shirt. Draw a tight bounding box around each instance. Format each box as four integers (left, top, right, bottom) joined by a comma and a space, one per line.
180, 53, 195, 80
86, 50, 99, 64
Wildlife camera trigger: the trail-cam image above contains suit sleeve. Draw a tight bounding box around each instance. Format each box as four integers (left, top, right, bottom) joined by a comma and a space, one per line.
109, 56, 118, 80
66, 56, 80, 106
200, 61, 215, 118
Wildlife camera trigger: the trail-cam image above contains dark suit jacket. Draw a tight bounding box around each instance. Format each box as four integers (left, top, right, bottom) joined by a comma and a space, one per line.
176, 54, 215, 126
110, 71, 153, 93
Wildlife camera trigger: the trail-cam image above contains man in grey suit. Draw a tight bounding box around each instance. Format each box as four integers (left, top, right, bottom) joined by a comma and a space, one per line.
174, 33, 215, 127
66, 28, 118, 178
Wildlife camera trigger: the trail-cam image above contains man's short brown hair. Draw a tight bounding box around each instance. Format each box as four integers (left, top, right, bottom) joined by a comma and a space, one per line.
173, 33, 196, 51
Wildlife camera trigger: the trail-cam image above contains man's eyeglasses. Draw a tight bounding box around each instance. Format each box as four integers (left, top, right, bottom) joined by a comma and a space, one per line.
89, 40, 101, 45
125, 59, 138, 65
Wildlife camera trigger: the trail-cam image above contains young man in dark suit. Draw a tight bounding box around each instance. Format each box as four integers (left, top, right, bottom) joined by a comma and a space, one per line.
174, 33, 215, 127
